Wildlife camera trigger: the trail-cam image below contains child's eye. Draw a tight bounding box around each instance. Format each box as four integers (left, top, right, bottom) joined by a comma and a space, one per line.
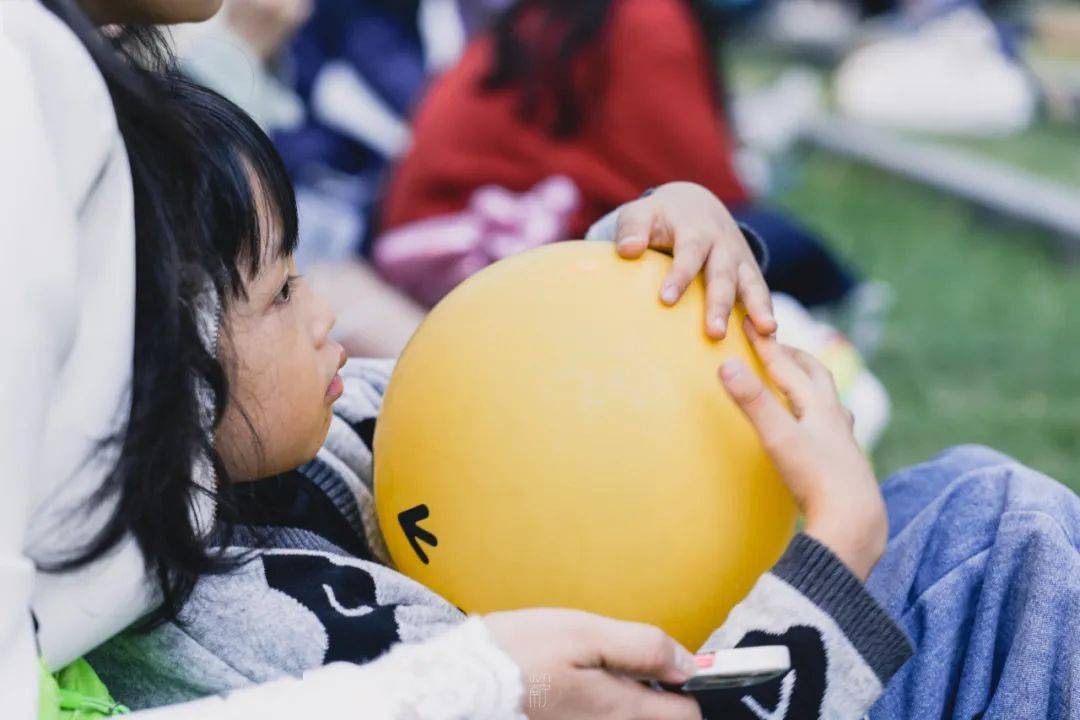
275, 274, 300, 305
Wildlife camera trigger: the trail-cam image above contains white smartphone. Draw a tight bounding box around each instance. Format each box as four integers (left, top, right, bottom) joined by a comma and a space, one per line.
681, 646, 791, 692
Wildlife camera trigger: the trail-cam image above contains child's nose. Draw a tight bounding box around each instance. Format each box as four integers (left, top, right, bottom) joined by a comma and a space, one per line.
311, 289, 337, 345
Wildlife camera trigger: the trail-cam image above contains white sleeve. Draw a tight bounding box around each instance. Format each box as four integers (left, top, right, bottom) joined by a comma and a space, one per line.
0, 43, 524, 720
584, 207, 620, 242
134, 618, 525, 720
2, 24, 525, 720
0, 31, 81, 717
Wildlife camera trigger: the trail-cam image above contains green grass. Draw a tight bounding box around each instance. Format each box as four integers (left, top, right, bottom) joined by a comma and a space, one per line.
774, 151, 1080, 489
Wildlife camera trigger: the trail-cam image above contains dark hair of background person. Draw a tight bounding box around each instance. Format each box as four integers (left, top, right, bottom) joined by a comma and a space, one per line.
483, 0, 730, 137
38, 0, 298, 625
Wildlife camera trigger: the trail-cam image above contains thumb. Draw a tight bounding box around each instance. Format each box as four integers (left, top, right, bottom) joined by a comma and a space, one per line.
582, 616, 698, 685
719, 358, 795, 448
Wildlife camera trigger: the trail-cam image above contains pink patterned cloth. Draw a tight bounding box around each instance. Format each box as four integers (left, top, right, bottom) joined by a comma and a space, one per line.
373, 176, 580, 307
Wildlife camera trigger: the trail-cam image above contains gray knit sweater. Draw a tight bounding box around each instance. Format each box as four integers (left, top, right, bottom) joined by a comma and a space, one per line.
91, 359, 911, 719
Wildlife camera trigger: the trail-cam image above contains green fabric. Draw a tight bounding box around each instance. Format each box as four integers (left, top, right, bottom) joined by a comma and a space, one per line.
38, 658, 129, 719
38, 660, 61, 720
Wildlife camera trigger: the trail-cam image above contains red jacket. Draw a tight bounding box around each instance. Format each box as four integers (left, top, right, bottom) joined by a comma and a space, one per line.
381, 0, 749, 238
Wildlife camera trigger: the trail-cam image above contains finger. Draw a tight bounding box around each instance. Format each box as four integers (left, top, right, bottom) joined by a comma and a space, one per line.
719, 357, 797, 448
737, 261, 776, 335
613, 201, 656, 259
742, 319, 814, 408
704, 247, 737, 339
623, 682, 703, 720
582, 616, 698, 685
789, 348, 840, 402
584, 674, 701, 720
661, 235, 710, 306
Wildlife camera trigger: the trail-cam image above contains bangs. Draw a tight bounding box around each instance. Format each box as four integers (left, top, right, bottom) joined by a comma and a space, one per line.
167, 76, 299, 296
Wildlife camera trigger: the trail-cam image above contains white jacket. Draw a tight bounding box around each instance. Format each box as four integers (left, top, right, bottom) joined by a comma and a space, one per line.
0, 2, 525, 716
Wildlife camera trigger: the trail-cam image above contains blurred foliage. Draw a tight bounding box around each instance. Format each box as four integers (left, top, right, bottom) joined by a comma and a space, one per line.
922, 123, 1080, 188
774, 152, 1080, 488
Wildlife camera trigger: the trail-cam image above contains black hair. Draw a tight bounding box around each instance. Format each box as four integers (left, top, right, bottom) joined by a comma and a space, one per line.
40, 0, 297, 624
169, 77, 300, 296
483, 0, 728, 137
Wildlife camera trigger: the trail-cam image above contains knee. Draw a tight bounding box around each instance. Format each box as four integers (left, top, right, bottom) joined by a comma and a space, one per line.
881, 445, 1042, 537
931, 444, 1017, 475
881, 444, 1014, 501
940, 454, 1080, 533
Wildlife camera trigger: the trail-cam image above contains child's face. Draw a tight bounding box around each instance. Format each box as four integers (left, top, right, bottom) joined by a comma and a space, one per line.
82, 0, 223, 24
214, 253, 346, 481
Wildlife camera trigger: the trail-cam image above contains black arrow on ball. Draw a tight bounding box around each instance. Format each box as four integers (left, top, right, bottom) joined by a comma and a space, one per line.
398, 504, 438, 564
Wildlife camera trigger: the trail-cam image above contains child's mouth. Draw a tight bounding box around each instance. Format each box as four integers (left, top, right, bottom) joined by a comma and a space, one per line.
326, 349, 347, 401
326, 373, 344, 401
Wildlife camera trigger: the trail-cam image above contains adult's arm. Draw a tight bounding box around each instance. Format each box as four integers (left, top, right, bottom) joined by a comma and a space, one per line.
0, 15, 524, 719
0, 29, 64, 716
137, 619, 525, 720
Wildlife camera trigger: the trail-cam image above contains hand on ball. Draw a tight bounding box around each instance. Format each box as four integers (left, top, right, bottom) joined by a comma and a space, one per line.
610, 182, 776, 341
719, 319, 887, 581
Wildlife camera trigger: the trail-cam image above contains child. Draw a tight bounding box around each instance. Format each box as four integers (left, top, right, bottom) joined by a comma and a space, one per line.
378, 0, 860, 312
88, 78, 913, 719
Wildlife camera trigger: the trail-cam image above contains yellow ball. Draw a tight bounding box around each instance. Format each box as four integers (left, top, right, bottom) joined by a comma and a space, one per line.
375, 241, 796, 649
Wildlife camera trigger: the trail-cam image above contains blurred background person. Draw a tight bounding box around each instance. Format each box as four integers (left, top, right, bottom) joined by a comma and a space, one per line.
377, 0, 862, 313
761, 0, 1036, 134
175, 0, 538, 357
835, 0, 1036, 135
166, 0, 1078, 481
175, 0, 463, 355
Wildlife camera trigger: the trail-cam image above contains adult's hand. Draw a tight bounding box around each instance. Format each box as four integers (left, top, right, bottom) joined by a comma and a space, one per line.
484, 609, 702, 720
